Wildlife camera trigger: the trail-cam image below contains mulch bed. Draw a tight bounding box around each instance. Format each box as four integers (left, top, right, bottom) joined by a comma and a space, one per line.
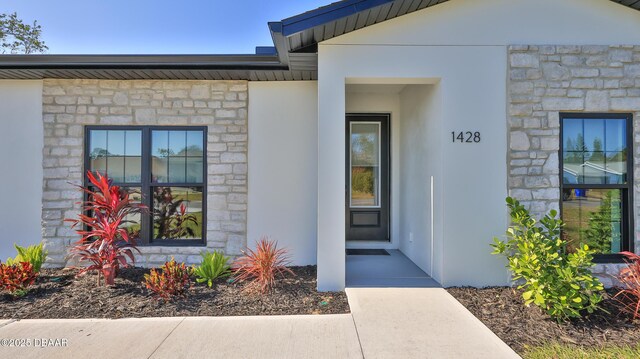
447, 287, 640, 354
0, 266, 349, 319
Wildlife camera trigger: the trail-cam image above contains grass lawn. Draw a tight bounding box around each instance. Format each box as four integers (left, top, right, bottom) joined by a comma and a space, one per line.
524, 343, 640, 359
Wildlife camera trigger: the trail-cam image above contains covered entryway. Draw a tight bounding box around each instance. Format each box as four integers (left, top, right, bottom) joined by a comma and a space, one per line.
343, 81, 443, 288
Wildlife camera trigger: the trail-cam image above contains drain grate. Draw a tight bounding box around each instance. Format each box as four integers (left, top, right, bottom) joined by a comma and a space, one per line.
346, 249, 390, 256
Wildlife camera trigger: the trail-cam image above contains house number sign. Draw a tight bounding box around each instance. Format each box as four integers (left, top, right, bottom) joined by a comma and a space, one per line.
451, 131, 481, 143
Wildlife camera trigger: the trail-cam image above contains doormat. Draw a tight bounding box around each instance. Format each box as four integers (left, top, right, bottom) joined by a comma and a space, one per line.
346, 249, 390, 256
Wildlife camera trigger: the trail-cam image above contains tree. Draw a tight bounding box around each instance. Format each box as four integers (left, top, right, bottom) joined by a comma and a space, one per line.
0, 12, 47, 54
589, 137, 604, 162
566, 133, 587, 163
583, 190, 620, 254
575, 133, 587, 152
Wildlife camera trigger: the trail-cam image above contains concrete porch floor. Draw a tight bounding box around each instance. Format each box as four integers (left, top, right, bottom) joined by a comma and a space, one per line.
346, 249, 440, 287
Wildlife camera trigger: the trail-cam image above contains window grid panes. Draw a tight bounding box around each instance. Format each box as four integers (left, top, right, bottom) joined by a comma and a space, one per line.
560, 114, 632, 257
152, 130, 204, 183
562, 118, 627, 185
89, 130, 142, 183
86, 127, 206, 245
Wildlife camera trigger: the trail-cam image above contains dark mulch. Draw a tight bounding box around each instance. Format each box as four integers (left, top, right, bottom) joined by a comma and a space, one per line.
447, 287, 640, 354
0, 266, 349, 319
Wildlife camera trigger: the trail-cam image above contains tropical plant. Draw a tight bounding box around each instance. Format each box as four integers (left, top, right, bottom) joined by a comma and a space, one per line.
144, 258, 193, 300
0, 12, 47, 54
193, 251, 231, 287
0, 261, 37, 296
153, 187, 198, 239
233, 237, 294, 293
613, 251, 640, 321
65, 171, 147, 286
491, 197, 604, 321
5, 243, 47, 273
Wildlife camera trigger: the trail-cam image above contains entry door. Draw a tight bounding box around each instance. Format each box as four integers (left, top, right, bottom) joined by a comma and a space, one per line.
346, 114, 390, 241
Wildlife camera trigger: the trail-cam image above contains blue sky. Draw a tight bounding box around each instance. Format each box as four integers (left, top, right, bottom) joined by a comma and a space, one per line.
0, 0, 329, 54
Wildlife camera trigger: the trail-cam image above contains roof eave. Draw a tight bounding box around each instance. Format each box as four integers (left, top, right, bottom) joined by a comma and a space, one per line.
0, 54, 285, 70
280, 0, 394, 36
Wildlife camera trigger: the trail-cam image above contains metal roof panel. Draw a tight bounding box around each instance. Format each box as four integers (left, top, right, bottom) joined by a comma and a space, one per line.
1, 0, 640, 80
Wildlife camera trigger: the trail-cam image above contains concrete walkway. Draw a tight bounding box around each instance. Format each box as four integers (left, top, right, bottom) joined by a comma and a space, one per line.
347, 288, 520, 359
0, 291, 519, 359
0, 315, 361, 359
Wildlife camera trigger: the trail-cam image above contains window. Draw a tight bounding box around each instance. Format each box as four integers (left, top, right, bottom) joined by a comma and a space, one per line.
85, 126, 206, 246
560, 113, 633, 260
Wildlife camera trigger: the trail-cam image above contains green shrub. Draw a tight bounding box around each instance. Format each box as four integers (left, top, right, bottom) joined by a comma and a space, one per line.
6, 243, 47, 273
193, 250, 231, 287
491, 197, 604, 321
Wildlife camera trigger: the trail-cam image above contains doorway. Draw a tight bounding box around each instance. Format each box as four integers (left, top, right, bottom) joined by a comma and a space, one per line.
345, 114, 390, 241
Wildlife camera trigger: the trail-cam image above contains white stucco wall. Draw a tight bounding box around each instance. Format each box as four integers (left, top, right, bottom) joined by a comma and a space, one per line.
317, 0, 640, 289
248, 81, 318, 265
0, 80, 43, 261
324, 0, 640, 46
398, 84, 443, 283
318, 47, 508, 289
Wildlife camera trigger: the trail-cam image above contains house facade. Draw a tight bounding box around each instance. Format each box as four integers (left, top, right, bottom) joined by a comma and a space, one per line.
1, 0, 640, 291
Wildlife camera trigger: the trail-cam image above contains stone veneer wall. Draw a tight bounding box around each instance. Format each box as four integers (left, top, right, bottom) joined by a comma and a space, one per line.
508, 45, 640, 285
41, 79, 248, 267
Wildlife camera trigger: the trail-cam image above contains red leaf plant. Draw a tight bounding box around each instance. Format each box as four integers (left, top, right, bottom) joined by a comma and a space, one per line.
152, 187, 198, 239
65, 171, 147, 286
0, 261, 37, 295
233, 237, 294, 293
144, 257, 193, 301
613, 251, 640, 321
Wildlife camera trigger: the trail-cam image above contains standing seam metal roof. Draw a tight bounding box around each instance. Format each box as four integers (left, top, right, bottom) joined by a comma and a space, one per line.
0, 0, 638, 80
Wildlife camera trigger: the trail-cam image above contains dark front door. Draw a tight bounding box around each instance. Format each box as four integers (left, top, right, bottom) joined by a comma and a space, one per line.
346, 114, 390, 241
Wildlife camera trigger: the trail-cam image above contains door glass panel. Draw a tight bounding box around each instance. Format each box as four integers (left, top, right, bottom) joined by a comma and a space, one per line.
350, 122, 380, 207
